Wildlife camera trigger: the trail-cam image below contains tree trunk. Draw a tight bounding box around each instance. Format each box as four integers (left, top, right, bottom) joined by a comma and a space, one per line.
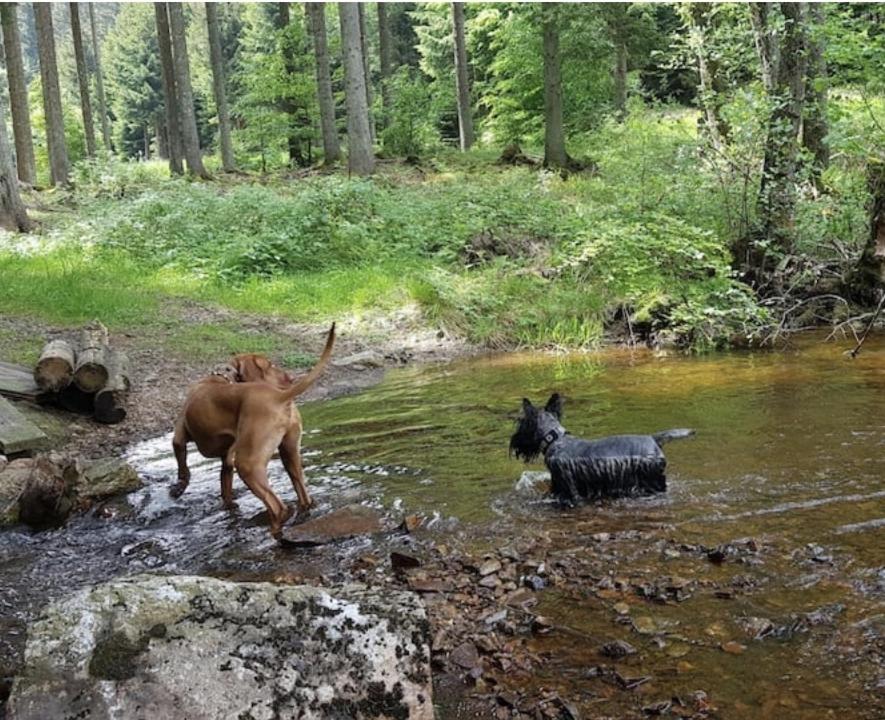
452, 2, 474, 150
155, 3, 183, 175
613, 39, 627, 120
377, 2, 392, 128
205, 2, 234, 171
849, 160, 885, 303
34, 340, 75, 392
756, 2, 808, 258
749, 3, 778, 95
357, 3, 376, 142
686, 3, 726, 151
0, 64, 30, 231
276, 2, 306, 167
167, 2, 209, 178
0, 3, 36, 184
803, 3, 829, 186
88, 3, 112, 152
338, 3, 374, 175
73, 324, 109, 394
70, 3, 96, 158
306, 2, 340, 164
34, 3, 70, 186
94, 350, 130, 425
542, 4, 567, 168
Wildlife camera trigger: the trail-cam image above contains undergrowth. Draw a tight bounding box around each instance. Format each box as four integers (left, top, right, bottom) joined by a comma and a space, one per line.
0, 104, 873, 351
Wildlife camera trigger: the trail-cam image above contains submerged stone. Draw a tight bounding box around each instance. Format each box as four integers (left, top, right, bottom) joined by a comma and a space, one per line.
281, 504, 383, 546
7, 574, 433, 719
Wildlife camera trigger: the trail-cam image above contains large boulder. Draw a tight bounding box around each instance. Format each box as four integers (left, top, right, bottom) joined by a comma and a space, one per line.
77, 457, 141, 501
8, 574, 433, 720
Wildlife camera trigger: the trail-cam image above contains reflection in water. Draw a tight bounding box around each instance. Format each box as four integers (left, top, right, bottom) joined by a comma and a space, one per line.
1, 333, 883, 718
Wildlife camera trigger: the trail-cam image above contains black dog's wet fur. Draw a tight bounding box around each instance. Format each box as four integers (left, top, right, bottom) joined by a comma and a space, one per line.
510, 393, 694, 505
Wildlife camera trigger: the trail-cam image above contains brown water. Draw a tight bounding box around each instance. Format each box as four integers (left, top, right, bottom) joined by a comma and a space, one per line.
1, 333, 883, 718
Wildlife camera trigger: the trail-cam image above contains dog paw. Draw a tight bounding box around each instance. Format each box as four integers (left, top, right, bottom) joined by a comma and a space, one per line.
169, 483, 187, 498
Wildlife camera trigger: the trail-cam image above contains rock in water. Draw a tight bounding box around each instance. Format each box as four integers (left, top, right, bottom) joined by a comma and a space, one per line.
7, 574, 433, 719
281, 504, 383, 547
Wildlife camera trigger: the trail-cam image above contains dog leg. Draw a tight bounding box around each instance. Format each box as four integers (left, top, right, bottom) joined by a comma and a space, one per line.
236, 460, 293, 538
170, 422, 191, 498
279, 431, 312, 513
220, 449, 236, 509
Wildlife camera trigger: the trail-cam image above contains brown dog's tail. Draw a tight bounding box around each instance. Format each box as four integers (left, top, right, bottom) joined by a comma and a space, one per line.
282, 323, 336, 400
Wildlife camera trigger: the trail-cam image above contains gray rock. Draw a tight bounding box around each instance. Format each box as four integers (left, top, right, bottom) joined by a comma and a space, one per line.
8, 574, 433, 720
333, 350, 386, 369
0, 457, 31, 525
78, 457, 141, 501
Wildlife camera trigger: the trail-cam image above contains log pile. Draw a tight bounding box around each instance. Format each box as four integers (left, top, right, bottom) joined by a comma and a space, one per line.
32, 323, 130, 424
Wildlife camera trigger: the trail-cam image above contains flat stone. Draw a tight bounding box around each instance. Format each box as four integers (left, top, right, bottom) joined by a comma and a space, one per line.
721, 640, 747, 655
333, 350, 386, 369
7, 574, 433, 720
280, 504, 382, 546
478, 559, 502, 577
78, 457, 141, 500
449, 642, 480, 670
408, 577, 454, 594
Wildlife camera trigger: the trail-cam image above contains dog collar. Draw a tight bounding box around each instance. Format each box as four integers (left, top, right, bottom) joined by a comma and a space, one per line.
539, 428, 564, 454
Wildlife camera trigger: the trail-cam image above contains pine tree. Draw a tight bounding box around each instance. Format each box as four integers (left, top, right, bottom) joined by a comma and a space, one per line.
306, 2, 340, 164
206, 2, 234, 171
70, 2, 97, 157
34, 3, 70, 186
155, 2, 182, 173
451, 2, 473, 150
542, 3, 567, 168
88, 3, 113, 152
0, 2, 36, 184
338, 2, 374, 175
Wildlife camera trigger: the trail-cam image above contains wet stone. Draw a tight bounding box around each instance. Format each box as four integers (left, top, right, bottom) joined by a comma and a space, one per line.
600, 639, 637, 659
721, 640, 747, 655
279, 504, 382, 546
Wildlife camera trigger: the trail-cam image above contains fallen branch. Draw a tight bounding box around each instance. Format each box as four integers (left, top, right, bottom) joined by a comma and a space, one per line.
846, 292, 885, 358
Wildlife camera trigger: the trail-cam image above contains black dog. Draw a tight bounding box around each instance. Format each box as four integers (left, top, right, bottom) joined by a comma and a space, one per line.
510, 394, 694, 505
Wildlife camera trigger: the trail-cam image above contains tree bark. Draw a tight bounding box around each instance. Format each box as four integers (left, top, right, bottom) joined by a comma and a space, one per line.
94, 350, 130, 425
542, 4, 567, 168
357, 3, 376, 142
0, 3, 36, 184
803, 3, 829, 185
166, 2, 209, 178
276, 3, 306, 167
756, 2, 808, 257
73, 324, 109, 393
452, 2, 474, 150
377, 2, 392, 128
205, 2, 234, 171
34, 3, 70, 186
613, 39, 627, 120
69, 3, 96, 158
88, 3, 112, 152
686, 3, 727, 151
749, 3, 778, 95
34, 340, 75, 392
850, 160, 885, 303
155, 3, 182, 174
338, 2, 374, 175
0, 62, 29, 231
306, 2, 340, 164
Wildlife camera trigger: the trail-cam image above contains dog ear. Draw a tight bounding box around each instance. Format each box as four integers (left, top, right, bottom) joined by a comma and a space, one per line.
521, 398, 536, 416
545, 393, 563, 419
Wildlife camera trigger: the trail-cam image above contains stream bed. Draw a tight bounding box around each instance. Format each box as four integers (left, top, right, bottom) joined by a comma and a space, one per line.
1, 333, 883, 718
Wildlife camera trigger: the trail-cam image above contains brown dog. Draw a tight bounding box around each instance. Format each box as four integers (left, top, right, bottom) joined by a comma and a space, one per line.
170, 324, 336, 538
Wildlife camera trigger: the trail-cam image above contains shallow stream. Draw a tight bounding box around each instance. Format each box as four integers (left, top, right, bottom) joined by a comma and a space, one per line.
1, 333, 883, 718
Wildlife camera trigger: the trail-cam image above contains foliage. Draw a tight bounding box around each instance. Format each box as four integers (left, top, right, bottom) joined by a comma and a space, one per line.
380, 67, 436, 158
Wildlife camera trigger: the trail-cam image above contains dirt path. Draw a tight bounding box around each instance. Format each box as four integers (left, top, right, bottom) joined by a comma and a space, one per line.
0, 301, 473, 458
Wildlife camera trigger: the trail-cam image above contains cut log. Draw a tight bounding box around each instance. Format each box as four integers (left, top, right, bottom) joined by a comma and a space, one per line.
73, 324, 109, 393
34, 339, 75, 392
0, 361, 50, 402
57, 385, 95, 416
0, 395, 48, 454
94, 350, 130, 425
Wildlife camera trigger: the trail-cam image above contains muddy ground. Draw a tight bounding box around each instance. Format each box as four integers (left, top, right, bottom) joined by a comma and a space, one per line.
0, 301, 471, 458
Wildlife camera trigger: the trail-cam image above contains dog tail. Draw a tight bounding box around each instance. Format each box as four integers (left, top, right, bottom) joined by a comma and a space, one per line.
652, 428, 695, 445
281, 323, 336, 400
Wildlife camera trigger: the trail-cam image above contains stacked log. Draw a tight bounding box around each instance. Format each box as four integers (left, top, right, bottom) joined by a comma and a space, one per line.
32, 322, 130, 425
